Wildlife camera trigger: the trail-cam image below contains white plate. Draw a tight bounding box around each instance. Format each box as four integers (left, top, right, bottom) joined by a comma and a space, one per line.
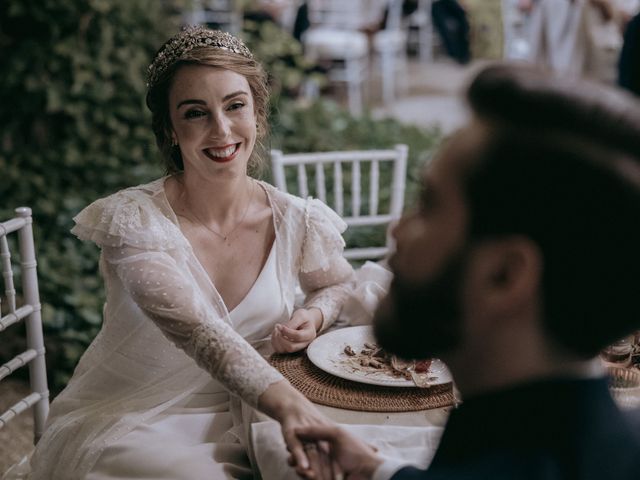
307, 326, 452, 387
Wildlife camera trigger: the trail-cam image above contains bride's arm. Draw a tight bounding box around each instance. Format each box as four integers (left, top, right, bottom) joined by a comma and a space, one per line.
104, 245, 334, 470
102, 245, 284, 407
300, 258, 354, 332
272, 196, 355, 353
272, 258, 354, 353
298, 197, 356, 332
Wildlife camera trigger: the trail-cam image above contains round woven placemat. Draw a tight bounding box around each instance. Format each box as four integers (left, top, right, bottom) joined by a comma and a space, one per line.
270, 352, 454, 412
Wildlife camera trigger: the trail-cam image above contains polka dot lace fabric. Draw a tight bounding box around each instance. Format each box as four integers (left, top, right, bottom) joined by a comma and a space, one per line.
28, 178, 355, 479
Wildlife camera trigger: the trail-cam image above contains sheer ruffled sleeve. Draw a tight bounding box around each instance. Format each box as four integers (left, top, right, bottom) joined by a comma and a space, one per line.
71, 191, 284, 407
71, 188, 184, 250
299, 199, 347, 273
299, 199, 354, 331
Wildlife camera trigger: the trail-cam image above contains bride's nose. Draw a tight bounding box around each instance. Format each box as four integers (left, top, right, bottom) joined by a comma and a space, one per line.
209, 112, 231, 139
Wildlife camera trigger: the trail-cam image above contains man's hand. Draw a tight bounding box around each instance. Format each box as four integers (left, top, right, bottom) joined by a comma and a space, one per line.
272, 308, 323, 353
293, 424, 383, 480
293, 442, 343, 480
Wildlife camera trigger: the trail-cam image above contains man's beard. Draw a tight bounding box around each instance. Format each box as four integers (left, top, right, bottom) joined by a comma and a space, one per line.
373, 249, 467, 360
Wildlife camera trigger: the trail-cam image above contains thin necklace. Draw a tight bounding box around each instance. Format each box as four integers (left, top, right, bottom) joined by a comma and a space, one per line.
178, 181, 255, 242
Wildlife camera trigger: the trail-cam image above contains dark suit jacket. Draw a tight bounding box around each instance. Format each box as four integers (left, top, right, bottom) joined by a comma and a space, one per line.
392, 377, 640, 479
619, 13, 640, 96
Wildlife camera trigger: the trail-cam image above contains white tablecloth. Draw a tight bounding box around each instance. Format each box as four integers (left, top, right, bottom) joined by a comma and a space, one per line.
251, 420, 444, 480
249, 402, 450, 480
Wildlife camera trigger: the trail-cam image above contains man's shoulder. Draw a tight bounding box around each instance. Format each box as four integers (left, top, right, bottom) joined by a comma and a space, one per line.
392, 438, 640, 480
392, 455, 545, 480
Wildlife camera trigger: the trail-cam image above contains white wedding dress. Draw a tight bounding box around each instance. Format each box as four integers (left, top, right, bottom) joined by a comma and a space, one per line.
87, 244, 285, 479
26, 177, 354, 480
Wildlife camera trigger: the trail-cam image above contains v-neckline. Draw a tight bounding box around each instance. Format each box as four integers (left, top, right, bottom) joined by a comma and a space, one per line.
158, 176, 278, 317
227, 241, 276, 317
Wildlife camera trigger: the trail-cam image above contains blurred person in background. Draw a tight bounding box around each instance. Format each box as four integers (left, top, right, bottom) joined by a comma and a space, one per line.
294, 63, 640, 480
431, 0, 471, 64
465, 0, 505, 60
522, 0, 639, 83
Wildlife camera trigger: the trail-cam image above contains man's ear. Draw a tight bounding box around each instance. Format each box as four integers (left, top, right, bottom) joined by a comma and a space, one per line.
466, 236, 542, 321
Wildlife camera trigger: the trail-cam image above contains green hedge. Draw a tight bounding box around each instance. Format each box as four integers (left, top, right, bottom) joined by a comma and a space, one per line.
0, 0, 441, 394
0, 0, 177, 391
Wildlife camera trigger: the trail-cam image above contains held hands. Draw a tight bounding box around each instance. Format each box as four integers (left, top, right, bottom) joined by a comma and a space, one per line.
258, 380, 341, 479
268, 309, 381, 479
292, 425, 382, 480
272, 308, 323, 353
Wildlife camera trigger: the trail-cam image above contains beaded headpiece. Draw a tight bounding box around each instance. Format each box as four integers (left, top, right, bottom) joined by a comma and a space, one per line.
147, 26, 253, 88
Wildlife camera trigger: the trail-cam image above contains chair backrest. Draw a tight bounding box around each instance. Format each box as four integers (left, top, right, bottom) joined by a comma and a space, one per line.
307, 0, 382, 30
384, 0, 404, 31
406, 0, 436, 62
0, 207, 49, 443
184, 0, 243, 34
271, 144, 408, 261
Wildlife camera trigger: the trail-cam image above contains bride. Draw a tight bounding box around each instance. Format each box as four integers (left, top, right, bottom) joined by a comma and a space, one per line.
27, 27, 354, 479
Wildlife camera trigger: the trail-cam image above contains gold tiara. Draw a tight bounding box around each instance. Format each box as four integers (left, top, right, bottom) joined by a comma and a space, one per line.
147, 26, 253, 88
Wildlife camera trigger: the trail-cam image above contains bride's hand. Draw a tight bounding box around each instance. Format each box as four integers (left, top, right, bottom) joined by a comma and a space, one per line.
271, 308, 322, 353
280, 401, 337, 479
258, 380, 335, 478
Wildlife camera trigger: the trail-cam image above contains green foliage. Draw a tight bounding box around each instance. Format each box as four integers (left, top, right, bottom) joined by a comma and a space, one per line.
0, 0, 180, 392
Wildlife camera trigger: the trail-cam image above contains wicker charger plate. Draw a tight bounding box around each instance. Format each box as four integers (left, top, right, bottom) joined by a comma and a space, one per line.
270, 352, 455, 412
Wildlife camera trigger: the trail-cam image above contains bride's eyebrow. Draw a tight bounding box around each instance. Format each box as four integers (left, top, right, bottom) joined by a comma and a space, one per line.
176, 91, 248, 109
176, 99, 206, 109
222, 90, 249, 101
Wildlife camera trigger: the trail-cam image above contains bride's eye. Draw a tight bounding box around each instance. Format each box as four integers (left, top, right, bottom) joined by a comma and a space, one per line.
227, 102, 245, 111
184, 109, 207, 119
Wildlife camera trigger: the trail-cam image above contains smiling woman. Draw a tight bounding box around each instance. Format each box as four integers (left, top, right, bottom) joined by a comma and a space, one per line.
170, 66, 257, 172
146, 29, 270, 177
24, 26, 355, 480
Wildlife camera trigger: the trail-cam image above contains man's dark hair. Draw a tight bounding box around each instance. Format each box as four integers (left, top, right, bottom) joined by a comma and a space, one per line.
463, 64, 640, 357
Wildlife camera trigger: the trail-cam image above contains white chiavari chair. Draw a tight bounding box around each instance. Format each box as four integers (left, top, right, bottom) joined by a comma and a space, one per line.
271, 144, 408, 262
407, 0, 436, 62
302, 0, 373, 115
184, 0, 243, 34
373, 0, 409, 104
0, 207, 49, 445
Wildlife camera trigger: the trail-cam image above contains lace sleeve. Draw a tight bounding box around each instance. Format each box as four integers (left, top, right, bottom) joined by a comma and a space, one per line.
300, 267, 354, 332
300, 198, 348, 273
299, 198, 355, 331
71, 188, 183, 250
102, 246, 284, 407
